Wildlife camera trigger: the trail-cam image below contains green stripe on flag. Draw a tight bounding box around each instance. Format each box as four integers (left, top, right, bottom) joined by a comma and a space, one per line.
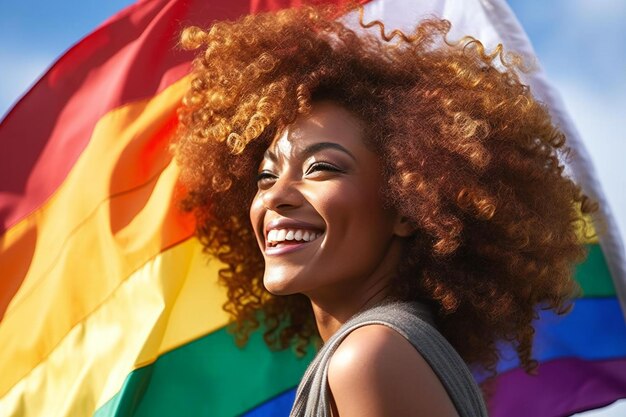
94, 244, 612, 417
94, 324, 315, 417
575, 243, 615, 297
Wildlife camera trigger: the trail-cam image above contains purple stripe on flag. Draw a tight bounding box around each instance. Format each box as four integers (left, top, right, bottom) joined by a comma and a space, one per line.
489, 357, 626, 417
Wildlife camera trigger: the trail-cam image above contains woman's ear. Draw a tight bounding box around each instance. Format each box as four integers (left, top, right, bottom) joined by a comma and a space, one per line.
393, 216, 416, 237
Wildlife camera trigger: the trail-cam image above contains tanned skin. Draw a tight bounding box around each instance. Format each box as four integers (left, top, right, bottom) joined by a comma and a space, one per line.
250, 101, 458, 416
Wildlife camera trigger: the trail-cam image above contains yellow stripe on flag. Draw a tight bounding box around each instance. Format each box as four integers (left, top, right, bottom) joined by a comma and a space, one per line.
0, 76, 194, 397
0, 238, 230, 417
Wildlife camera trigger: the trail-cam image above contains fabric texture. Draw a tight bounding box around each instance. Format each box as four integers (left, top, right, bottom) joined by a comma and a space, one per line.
289, 299, 489, 417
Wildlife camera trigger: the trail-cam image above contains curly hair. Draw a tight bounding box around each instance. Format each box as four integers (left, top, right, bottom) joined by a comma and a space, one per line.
172, 4, 596, 375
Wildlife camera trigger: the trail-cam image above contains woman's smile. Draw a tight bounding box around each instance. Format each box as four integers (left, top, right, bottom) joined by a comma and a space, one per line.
264, 218, 325, 255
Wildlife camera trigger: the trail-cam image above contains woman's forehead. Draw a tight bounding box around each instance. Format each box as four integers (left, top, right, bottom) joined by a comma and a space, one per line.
264, 101, 365, 159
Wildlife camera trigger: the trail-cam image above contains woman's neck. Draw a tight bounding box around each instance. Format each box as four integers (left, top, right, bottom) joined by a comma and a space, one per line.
309, 279, 393, 342
306, 235, 406, 342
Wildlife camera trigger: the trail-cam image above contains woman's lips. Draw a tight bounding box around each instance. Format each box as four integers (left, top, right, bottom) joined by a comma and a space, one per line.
264, 232, 323, 256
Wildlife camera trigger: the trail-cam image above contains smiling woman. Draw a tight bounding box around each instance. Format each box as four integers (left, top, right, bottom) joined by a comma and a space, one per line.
249, 102, 409, 315
172, 3, 595, 417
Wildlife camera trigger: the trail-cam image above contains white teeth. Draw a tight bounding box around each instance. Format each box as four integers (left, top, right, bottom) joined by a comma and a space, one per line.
267, 228, 323, 245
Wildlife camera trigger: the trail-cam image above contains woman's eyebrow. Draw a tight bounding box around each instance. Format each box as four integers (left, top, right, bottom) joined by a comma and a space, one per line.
262, 141, 357, 163
302, 142, 357, 161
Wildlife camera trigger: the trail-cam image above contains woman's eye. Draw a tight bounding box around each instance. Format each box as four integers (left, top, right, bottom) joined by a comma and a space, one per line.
305, 162, 343, 175
256, 171, 277, 186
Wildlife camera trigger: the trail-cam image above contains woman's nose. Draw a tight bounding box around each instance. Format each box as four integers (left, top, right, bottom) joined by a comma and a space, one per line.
261, 175, 303, 211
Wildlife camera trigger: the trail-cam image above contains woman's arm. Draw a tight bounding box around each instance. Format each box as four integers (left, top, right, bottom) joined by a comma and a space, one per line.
327, 324, 460, 417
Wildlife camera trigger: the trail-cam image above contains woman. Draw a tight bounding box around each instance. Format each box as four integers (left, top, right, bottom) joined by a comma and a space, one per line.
173, 4, 595, 416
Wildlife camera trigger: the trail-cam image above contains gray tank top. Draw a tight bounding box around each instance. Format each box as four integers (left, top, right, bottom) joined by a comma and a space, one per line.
289, 300, 489, 417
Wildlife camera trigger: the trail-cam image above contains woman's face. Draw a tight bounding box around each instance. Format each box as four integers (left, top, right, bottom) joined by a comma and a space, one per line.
249, 101, 405, 300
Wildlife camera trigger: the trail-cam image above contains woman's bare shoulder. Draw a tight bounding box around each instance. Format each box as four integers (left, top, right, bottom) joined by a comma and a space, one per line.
327, 324, 460, 417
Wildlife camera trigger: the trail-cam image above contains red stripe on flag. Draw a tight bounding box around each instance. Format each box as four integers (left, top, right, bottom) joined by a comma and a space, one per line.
0, 0, 367, 235
0, 0, 248, 234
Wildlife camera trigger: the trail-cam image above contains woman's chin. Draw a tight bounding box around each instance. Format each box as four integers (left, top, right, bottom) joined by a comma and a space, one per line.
263, 275, 302, 296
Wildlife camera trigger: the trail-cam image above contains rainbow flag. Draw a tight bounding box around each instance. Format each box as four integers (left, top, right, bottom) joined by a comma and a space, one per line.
1, 1, 624, 416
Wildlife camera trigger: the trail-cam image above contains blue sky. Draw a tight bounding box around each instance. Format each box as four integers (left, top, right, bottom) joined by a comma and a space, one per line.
0, 1, 625, 415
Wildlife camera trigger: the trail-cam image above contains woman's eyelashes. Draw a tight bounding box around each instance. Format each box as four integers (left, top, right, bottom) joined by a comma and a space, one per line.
256, 170, 277, 188
304, 161, 345, 175
256, 170, 277, 181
